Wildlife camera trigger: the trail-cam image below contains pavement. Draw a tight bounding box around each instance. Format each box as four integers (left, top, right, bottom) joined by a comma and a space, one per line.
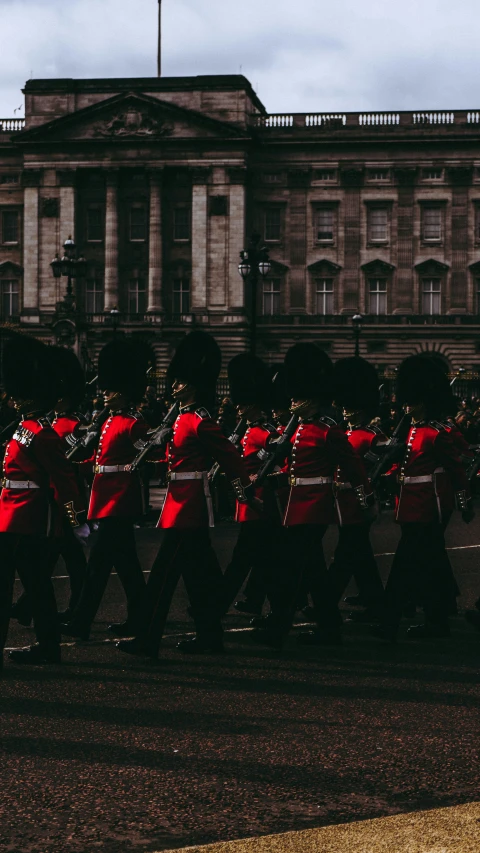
0, 497, 479, 853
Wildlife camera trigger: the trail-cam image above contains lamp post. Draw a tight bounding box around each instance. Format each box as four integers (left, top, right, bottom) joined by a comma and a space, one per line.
352, 311, 364, 357
238, 232, 271, 355
50, 235, 87, 313
109, 306, 120, 339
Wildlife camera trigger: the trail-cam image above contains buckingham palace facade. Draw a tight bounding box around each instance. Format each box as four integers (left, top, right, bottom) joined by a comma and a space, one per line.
2, 74, 480, 376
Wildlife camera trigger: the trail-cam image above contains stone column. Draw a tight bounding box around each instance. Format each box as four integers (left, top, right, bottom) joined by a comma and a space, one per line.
190, 167, 210, 312
22, 170, 42, 316
228, 167, 247, 311
147, 170, 163, 313
104, 171, 119, 312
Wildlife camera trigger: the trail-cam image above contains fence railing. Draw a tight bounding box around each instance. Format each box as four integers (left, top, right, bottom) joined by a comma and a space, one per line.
0, 118, 25, 133
253, 110, 480, 131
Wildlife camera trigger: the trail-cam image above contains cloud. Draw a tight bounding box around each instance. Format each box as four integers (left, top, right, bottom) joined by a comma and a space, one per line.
1, 0, 480, 115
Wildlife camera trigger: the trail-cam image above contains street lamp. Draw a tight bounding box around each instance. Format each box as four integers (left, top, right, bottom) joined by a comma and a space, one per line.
50, 235, 88, 312
352, 311, 364, 357
109, 306, 120, 339
238, 232, 271, 355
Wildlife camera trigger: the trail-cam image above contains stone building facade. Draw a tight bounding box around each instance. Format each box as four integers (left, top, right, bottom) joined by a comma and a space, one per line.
1, 74, 480, 379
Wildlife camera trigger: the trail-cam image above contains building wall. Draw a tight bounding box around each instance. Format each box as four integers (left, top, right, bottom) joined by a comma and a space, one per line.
1, 79, 480, 375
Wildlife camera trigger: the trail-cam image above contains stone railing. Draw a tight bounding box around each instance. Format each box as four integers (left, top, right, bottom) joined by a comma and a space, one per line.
0, 118, 25, 133
257, 314, 480, 325
253, 110, 480, 130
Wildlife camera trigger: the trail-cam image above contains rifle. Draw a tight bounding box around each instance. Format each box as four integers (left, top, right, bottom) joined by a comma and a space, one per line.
369, 412, 412, 488
65, 406, 110, 460
254, 413, 299, 488
465, 446, 480, 485
0, 416, 21, 447
128, 401, 180, 473
208, 417, 248, 484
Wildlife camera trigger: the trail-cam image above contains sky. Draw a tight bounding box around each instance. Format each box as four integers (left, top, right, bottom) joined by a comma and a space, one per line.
1, 0, 480, 117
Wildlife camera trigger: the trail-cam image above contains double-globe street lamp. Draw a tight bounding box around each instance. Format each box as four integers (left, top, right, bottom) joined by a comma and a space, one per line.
50, 235, 88, 312
238, 233, 271, 356
352, 311, 364, 357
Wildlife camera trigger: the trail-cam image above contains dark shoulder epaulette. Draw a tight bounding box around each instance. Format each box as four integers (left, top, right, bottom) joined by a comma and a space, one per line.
263, 422, 278, 434
319, 415, 338, 429
129, 410, 144, 421
429, 420, 446, 432
37, 417, 52, 429
73, 412, 87, 424
195, 407, 211, 420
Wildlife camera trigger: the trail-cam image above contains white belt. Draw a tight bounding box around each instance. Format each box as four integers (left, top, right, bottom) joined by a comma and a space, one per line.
2, 479, 40, 490
290, 476, 333, 487
94, 464, 132, 474
401, 467, 445, 485
169, 471, 208, 481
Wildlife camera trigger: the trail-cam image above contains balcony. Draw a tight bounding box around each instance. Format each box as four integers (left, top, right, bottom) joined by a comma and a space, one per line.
0, 119, 25, 134
251, 110, 480, 136
257, 314, 480, 326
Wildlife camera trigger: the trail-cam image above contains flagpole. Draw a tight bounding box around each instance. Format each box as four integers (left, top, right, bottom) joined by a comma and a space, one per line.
157, 0, 162, 77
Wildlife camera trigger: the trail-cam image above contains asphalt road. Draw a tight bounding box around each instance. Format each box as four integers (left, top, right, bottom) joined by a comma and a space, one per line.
1, 505, 479, 853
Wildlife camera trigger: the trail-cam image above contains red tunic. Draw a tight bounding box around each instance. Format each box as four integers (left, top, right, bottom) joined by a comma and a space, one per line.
50, 412, 84, 450
87, 410, 149, 520
0, 416, 85, 536
335, 425, 388, 526
158, 406, 251, 530
283, 417, 372, 527
234, 421, 276, 523
395, 421, 470, 524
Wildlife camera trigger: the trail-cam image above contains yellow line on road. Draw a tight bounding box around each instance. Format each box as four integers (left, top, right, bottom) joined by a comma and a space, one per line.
155, 802, 480, 853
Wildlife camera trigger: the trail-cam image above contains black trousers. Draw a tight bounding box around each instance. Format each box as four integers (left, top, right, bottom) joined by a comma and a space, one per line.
216, 520, 279, 615
328, 523, 384, 610
382, 522, 457, 630
268, 524, 341, 636
12, 520, 87, 622
140, 528, 224, 656
73, 518, 146, 629
0, 534, 60, 654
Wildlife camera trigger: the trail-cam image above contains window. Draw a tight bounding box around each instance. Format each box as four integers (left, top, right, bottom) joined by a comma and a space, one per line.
314, 207, 335, 243
368, 279, 387, 315
0, 175, 19, 184
128, 278, 146, 315
262, 172, 283, 184
315, 279, 334, 314
422, 168, 443, 181
313, 169, 336, 181
85, 277, 104, 313
1, 279, 19, 317
264, 208, 282, 242
422, 278, 441, 314
262, 279, 281, 315
129, 206, 147, 241
173, 278, 190, 314
173, 207, 191, 241
367, 207, 388, 243
422, 206, 442, 242
86, 207, 104, 242
367, 169, 390, 182
1, 210, 19, 244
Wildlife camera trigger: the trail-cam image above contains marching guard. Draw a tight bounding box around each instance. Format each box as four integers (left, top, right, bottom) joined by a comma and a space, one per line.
252, 343, 374, 650
0, 335, 88, 667
61, 340, 150, 641
118, 330, 255, 658
375, 355, 474, 642
328, 356, 386, 621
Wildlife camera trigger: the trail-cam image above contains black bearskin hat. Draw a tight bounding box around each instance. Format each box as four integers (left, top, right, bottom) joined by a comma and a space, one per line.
333, 357, 380, 419
98, 339, 151, 402
1, 332, 61, 409
166, 331, 221, 406
50, 346, 85, 408
270, 365, 291, 413
396, 355, 450, 418
228, 353, 271, 407
284, 343, 333, 403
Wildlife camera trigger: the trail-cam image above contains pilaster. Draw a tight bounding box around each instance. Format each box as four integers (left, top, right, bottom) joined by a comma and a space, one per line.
104, 170, 119, 312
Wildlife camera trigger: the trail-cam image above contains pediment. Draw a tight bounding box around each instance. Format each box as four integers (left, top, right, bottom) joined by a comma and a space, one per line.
0, 261, 23, 276
415, 258, 449, 274
361, 259, 395, 275
16, 92, 249, 143
308, 259, 342, 275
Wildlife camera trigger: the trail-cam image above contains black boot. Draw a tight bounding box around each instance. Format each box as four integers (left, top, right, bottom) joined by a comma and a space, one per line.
297, 629, 343, 646
107, 621, 136, 638
233, 600, 262, 616
465, 610, 480, 632
60, 621, 90, 641
369, 624, 398, 644
9, 644, 61, 665
116, 638, 156, 658
406, 623, 450, 639
176, 635, 225, 654
250, 628, 284, 651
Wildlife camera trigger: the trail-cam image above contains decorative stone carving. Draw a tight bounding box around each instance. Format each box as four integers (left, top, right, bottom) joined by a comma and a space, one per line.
308, 259, 342, 275
41, 198, 59, 218
361, 259, 396, 275
415, 258, 449, 275
93, 109, 173, 138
